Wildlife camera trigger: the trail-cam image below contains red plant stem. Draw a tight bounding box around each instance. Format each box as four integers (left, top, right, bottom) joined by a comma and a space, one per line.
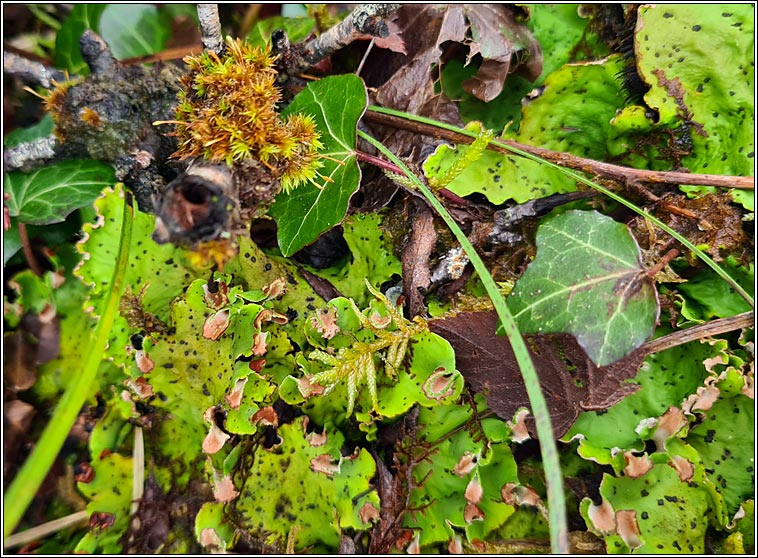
17, 222, 43, 276
355, 149, 469, 205
354, 149, 401, 174
646, 248, 681, 278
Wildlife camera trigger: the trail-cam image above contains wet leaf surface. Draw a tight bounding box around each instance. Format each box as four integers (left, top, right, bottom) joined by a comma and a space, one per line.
508, 210, 659, 366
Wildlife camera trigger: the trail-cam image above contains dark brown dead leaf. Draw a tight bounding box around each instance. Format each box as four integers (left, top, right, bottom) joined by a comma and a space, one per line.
444, 5, 542, 101
4, 331, 39, 393
402, 200, 436, 318
429, 311, 646, 438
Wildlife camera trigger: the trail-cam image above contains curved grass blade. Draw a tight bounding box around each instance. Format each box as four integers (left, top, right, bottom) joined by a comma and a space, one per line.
367, 105, 754, 309
358, 130, 569, 554
3, 189, 134, 538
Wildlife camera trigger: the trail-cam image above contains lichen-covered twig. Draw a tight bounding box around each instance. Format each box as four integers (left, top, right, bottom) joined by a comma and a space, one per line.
3, 50, 66, 88
3, 135, 57, 173
286, 3, 400, 74
197, 4, 224, 55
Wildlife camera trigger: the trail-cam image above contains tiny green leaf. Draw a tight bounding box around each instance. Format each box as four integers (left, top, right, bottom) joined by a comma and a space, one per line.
270, 74, 367, 256
508, 210, 659, 366
4, 159, 114, 225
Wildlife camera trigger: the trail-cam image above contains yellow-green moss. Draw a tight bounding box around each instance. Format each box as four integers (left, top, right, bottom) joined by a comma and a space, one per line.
173, 36, 322, 192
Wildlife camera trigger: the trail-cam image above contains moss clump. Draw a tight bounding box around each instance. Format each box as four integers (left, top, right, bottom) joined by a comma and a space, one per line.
172, 36, 323, 192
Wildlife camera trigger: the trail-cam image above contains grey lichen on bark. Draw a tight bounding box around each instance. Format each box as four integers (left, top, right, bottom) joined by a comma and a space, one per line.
197, 4, 224, 55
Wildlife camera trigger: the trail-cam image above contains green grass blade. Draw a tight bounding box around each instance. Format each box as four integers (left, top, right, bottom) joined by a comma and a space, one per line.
3, 191, 134, 538
367, 105, 753, 308
358, 130, 569, 553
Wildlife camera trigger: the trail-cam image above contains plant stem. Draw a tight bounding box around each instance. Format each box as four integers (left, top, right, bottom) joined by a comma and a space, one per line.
646, 248, 681, 278
3, 190, 134, 538
364, 106, 754, 308
363, 107, 755, 190
17, 221, 43, 277
357, 130, 569, 554
641, 311, 754, 355
3, 510, 89, 550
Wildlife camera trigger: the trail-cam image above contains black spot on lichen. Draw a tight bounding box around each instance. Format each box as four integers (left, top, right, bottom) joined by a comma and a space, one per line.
691, 25, 702, 31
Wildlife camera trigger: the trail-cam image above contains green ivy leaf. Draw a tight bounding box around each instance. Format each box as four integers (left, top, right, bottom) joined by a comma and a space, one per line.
269, 74, 367, 256
508, 210, 659, 366
98, 4, 170, 60
54, 4, 106, 75
4, 160, 114, 225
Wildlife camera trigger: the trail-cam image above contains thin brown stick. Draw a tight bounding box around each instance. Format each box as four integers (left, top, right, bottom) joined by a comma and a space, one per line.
292, 4, 400, 73
646, 248, 680, 278
239, 4, 263, 38
641, 312, 754, 355
18, 222, 43, 276
120, 44, 204, 65
362, 110, 754, 191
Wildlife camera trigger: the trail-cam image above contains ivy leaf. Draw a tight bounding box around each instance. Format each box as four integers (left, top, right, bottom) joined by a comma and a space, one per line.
98, 4, 170, 60
508, 210, 659, 366
3, 114, 55, 148
4, 159, 115, 225
54, 4, 107, 75
269, 74, 367, 257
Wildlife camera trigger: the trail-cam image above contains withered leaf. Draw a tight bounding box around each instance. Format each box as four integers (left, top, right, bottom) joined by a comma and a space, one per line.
429, 311, 645, 438
401, 201, 436, 318
443, 5, 542, 101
